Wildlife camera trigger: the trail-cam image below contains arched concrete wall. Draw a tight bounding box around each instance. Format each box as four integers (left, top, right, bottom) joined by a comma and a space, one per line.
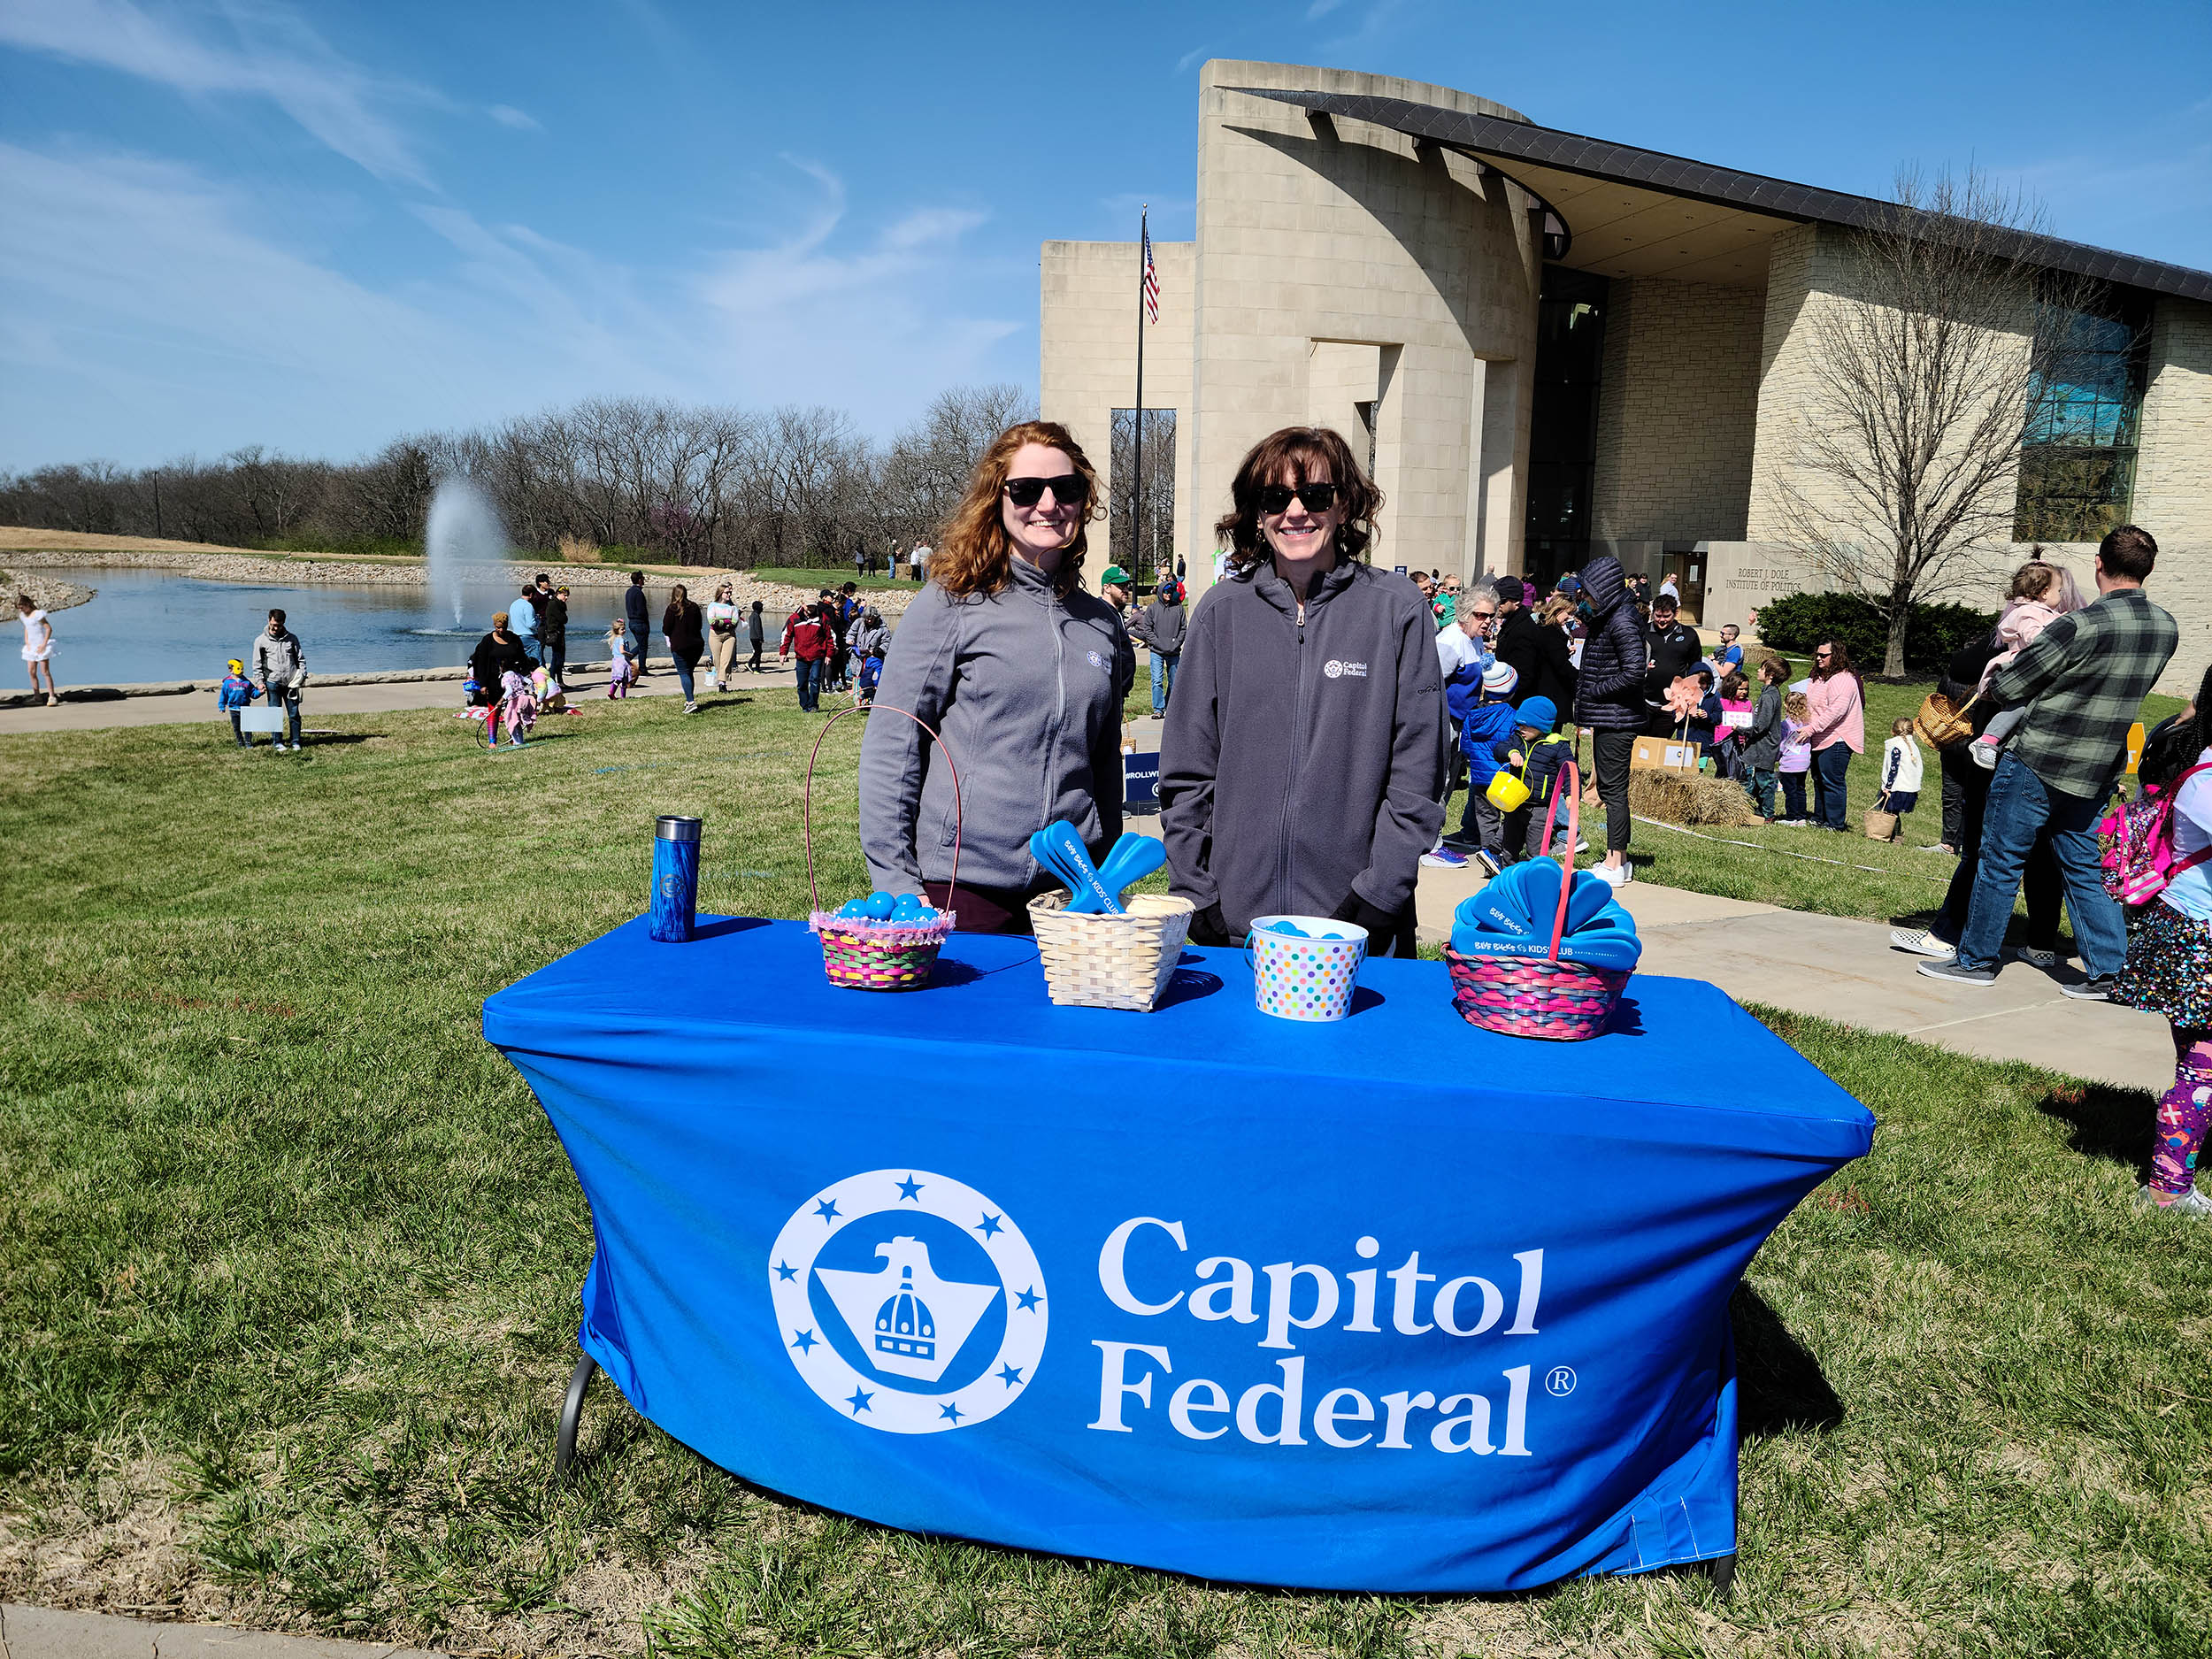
1186, 62, 1544, 602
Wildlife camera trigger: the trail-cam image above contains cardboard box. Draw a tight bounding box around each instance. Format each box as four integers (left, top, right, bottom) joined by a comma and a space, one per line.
1631, 735, 1701, 772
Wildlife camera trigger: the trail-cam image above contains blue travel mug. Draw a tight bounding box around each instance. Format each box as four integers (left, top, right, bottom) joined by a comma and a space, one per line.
649, 815, 702, 941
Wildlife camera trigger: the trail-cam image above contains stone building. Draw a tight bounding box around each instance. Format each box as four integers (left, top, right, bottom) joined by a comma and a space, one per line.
1040, 61, 2212, 684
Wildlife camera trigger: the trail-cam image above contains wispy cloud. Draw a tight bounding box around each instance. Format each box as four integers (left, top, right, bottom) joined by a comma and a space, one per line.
0, 0, 440, 187
488, 104, 541, 131
1306, 0, 1348, 18
1172, 44, 1213, 75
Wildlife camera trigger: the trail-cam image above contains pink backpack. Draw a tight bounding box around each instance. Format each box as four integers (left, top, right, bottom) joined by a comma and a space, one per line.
2099, 762, 2212, 905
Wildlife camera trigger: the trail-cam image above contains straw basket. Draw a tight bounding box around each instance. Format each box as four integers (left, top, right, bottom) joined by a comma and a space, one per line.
1443, 760, 1629, 1041
1027, 890, 1195, 1011
804, 704, 959, 991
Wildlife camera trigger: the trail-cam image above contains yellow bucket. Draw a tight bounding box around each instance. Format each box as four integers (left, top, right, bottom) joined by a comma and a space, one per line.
1486, 771, 1532, 812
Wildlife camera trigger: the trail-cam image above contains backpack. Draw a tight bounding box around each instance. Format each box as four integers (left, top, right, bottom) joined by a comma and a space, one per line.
2098, 762, 2212, 905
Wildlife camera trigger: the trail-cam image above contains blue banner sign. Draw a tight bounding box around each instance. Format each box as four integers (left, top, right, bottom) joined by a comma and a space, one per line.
1124, 750, 1161, 809
487, 918, 1870, 1591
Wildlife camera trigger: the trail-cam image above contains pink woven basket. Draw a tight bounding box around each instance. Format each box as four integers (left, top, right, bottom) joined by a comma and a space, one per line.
1444, 759, 1629, 1041
803, 704, 959, 991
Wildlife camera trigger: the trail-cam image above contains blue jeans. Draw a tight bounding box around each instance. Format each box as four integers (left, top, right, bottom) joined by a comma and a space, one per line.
1150, 651, 1177, 715
795, 656, 824, 711
1955, 752, 2126, 977
673, 657, 695, 704
1779, 770, 1808, 821
1812, 744, 1851, 829
269, 686, 301, 745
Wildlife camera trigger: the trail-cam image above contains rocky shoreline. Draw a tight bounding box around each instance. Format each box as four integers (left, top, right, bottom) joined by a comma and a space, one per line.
2, 568, 96, 612
0, 548, 914, 619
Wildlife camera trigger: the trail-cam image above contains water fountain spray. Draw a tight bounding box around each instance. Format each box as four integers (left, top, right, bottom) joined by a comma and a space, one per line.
424, 479, 506, 629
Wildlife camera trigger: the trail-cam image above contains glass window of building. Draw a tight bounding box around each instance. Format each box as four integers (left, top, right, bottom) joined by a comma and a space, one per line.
2015, 284, 2150, 543
1523, 266, 1609, 590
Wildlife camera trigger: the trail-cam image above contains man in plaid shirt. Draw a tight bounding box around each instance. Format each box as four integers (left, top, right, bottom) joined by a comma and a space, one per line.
1922, 525, 2176, 995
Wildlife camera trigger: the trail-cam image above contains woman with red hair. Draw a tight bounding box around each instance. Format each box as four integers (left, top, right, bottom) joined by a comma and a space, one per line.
857, 420, 1134, 933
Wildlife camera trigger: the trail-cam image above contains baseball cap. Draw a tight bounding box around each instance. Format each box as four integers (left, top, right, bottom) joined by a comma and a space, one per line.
1101, 565, 1131, 587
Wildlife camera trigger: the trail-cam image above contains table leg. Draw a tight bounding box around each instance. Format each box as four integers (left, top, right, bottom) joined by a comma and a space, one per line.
557, 1351, 598, 1479
1700, 1552, 1737, 1598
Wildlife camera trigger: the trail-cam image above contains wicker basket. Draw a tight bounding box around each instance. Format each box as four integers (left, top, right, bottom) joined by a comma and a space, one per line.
1028, 890, 1195, 1011
803, 703, 961, 992
1444, 759, 1629, 1041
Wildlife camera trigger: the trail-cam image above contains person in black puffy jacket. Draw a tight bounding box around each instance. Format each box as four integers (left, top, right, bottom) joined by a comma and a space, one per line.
1571, 554, 1647, 887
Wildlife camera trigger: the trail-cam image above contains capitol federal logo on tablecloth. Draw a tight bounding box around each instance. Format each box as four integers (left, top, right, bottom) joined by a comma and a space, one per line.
768, 1169, 1047, 1434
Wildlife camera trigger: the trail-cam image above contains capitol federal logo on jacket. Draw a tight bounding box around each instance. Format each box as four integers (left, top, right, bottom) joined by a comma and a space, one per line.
1323, 659, 1369, 680
770, 1169, 1047, 1433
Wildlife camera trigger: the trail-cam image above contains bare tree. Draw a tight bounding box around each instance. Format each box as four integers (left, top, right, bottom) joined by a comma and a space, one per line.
1767, 168, 2121, 675
1109, 408, 1177, 581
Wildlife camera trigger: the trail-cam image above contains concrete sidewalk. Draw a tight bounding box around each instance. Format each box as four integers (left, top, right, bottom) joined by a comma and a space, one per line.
1409, 857, 2170, 1091
0, 661, 802, 735
0, 1603, 443, 1659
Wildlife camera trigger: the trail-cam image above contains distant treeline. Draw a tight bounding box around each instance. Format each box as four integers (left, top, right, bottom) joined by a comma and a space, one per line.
0, 386, 1033, 570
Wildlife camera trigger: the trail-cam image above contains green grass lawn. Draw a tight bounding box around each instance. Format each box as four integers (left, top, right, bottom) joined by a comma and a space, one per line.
747, 567, 922, 593
3, 694, 2207, 1656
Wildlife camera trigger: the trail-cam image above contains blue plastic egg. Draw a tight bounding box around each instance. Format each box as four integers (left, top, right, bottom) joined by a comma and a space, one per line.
890, 894, 926, 921
864, 891, 896, 920
837, 897, 869, 918
1264, 920, 1310, 938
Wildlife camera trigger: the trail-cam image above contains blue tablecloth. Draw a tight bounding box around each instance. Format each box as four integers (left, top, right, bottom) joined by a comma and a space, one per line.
485, 916, 1871, 1592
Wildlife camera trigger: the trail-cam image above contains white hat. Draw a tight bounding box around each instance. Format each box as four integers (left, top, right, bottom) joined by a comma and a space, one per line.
1481, 660, 1520, 695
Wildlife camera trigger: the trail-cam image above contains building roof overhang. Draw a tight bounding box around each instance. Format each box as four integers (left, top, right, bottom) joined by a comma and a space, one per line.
1229, 87, 2212, 303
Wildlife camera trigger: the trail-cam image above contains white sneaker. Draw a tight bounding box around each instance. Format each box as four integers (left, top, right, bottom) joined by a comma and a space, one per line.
684, 702, 699, 714
1889, 928, 1955, 960
1970, 741, 1999, 771
1593, 860, 1631, 889
2135, 1184, 2212, 1217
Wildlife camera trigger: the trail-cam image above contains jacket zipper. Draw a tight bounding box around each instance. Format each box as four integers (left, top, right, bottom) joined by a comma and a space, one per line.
1042, 587, 1065, 884
1280, 606, 1307, 910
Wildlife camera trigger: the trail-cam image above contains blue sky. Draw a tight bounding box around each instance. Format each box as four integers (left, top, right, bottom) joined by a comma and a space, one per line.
3, 0, 2207, 470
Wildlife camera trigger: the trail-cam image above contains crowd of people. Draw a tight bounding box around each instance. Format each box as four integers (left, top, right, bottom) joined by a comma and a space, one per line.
838, 414, 2202, 1217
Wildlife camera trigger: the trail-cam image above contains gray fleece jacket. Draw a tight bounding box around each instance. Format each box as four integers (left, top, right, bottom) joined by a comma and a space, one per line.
858, 555, 1134, 895
1159, 558, 1444, 934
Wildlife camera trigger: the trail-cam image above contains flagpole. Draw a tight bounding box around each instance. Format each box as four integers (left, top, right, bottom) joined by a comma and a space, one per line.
1133, 206, 1147, 586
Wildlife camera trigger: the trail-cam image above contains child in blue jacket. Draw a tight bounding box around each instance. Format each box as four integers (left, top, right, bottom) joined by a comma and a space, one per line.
1447, 660, 1521, 872
1499, 695, 1576, 861
218, 657, 259, 748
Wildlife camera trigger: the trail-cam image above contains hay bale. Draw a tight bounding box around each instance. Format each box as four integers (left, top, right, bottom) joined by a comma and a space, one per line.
1628, 767, 1760, 827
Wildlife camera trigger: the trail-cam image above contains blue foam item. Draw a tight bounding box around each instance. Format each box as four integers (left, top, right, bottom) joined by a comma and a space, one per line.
1466, 860, 1542, 937
1451, 872, 1643, 971
1030, 822, 1122, 914
863, 892, 895, 920
1069, 833, 1167, 913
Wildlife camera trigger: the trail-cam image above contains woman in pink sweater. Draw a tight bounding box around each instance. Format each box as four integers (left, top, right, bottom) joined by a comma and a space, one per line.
1806, 639, 1865, 832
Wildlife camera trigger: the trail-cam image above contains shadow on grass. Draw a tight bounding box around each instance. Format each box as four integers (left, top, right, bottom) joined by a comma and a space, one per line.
1732, 1282, 1844, 1438
2035, 1078, 2154, 1175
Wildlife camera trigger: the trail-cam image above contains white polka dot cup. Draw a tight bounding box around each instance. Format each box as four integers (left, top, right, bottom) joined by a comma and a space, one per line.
1246, 915, 1369, 1022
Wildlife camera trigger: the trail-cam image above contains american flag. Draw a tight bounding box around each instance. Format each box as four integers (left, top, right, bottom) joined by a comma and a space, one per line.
1141, 219, 1159, 324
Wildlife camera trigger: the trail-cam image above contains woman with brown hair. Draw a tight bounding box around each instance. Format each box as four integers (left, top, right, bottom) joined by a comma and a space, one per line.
857, 420, 1133, 933
1159, 426, 1443, 954
1805, 637, 1864, 831
663, 584, 704, 713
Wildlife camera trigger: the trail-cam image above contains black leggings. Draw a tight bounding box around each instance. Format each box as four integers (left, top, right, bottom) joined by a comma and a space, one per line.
1591, 729, 1637, 854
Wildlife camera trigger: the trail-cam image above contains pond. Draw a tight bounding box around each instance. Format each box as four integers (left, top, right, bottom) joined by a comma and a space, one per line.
23, 566, 643, 687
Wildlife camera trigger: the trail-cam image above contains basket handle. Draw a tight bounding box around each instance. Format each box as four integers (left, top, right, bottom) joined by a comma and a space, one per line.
803, 703, 963, 916
1540, 758, 1582, 964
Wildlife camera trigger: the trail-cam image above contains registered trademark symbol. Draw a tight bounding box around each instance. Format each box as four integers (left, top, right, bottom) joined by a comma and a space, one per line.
1545, 1365, 1577, 1397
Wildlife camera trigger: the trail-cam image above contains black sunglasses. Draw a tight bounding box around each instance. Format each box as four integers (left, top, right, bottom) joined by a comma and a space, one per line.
1256, 481, 1340, 515
1004, 474, 1087, 508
